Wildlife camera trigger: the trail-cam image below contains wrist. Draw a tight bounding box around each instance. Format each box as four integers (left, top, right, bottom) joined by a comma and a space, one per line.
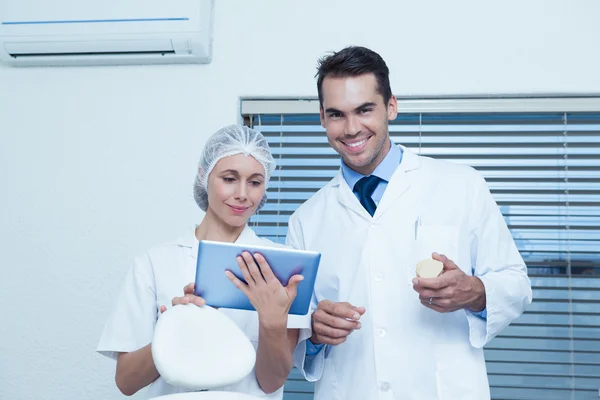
467, 276, 486, 312
309, 334, 322, 345
258, 314, 288, 332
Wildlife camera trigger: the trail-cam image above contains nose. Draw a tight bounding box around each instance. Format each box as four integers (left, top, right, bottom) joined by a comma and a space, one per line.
234, 182, 247, 201
345, 114, 361, 137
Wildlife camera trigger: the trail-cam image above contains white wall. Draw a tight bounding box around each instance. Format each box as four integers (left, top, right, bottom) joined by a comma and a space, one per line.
1, 1, 599, 399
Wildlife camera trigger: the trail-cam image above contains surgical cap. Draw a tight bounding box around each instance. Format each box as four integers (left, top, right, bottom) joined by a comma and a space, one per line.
193, 125, 276, 212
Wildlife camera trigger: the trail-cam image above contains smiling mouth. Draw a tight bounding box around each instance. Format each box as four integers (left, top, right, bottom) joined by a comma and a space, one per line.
341, 136, 371, 152
227, 205, 249, 213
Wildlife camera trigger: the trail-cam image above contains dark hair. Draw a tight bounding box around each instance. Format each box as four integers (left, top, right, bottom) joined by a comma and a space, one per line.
316, 46, 392, 107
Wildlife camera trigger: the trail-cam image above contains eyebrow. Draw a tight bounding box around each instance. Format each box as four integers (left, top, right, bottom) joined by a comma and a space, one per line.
220, 169, 265, 179
356, 102, 377, 110
325, 102, 377, 114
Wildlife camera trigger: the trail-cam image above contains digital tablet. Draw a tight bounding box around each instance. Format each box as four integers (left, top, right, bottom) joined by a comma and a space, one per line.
194, 240, 321, 315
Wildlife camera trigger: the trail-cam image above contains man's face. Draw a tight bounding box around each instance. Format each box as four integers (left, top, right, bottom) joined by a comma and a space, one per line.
320, 73, 397, 175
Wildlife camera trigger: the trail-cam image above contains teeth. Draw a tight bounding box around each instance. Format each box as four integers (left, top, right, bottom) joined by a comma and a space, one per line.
346, 139, 367, 148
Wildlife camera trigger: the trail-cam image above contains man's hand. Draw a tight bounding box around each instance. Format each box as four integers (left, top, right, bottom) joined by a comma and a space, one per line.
412, 252, 486, 313
310, 300, 365, 346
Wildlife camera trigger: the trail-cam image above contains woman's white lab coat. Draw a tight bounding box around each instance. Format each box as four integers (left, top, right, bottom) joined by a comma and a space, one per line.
97, 225, 296, 399
289, 146, 532, 400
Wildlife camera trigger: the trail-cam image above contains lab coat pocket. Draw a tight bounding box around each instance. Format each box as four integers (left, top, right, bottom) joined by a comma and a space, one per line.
415, 225, 460, 261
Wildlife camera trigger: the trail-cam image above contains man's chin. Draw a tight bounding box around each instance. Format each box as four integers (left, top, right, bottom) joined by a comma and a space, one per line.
343, 154, 370, 170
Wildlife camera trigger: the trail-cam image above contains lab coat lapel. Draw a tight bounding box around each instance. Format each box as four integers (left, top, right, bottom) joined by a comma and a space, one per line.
373, 146, 421, 220
332, 169, 372, 219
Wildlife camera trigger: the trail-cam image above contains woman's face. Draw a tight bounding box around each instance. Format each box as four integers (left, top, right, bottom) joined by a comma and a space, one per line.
206, 154, 266, 227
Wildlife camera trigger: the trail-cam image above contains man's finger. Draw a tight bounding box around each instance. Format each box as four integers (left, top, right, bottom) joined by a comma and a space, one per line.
433, 252, 459, 271
313, 322, 354, 339
317, 299, 334, 311
314, 335, 348, 346
314, 309, 361, 331
413, 276, 446, 291
353, 306, 366, 316
420, 299, 447, 313
417, 286, 453, 301
321, 301, 364, 320
433, 298, 461, 313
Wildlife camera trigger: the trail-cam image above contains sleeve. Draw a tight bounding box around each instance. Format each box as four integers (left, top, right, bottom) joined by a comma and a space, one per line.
287, 212, 326, 382
465, 172, 533, 348
96, 253, 158, 360
468, 308, 488, 320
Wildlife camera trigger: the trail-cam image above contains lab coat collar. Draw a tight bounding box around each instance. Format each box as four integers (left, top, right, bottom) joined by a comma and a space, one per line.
331, 145, 421, 220
178, 223, 257, 260
375, 145, 421, 218
330, 145, 420, 187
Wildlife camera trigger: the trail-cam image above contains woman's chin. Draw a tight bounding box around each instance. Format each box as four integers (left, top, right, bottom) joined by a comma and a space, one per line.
225, 214, 250, 227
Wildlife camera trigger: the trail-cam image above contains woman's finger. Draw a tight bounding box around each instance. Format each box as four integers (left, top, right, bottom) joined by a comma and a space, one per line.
236, 255, 255, 286
285, 274, 304, 299
172, 293, 205, 307
242, 252, 264, 285
253, 253, 276, 284
171, 296, 189, 306
186, 294, 205, 307
182, 282, 195, 295
160, 305, 167, 314
226, 270, 249, 297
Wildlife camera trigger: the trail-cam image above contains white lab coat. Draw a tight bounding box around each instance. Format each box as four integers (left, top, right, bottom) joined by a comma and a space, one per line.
289, 146, 532, 400
97, 225, 307, 399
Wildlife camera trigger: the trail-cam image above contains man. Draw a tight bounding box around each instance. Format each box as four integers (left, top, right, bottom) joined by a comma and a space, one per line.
288, 46, 532, 399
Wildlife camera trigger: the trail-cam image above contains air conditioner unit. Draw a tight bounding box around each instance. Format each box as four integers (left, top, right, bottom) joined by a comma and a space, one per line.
0, 0, 214, 67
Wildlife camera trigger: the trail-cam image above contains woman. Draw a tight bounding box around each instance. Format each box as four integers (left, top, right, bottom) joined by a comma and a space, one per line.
97, 125, 302, 399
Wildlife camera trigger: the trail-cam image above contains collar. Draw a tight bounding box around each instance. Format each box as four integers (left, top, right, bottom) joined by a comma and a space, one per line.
332, 145, 420, 188
341, 140, 402, 191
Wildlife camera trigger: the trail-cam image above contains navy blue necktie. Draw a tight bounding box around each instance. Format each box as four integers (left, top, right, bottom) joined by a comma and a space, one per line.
353, 175, 381, 216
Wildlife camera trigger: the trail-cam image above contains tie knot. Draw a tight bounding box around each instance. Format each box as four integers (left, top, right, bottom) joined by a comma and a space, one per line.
353, 175, 381, 198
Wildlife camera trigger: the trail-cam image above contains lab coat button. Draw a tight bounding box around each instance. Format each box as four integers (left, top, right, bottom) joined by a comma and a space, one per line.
378, 328, 386, 337
380, 382, 390, 391
373, 273, 383, 281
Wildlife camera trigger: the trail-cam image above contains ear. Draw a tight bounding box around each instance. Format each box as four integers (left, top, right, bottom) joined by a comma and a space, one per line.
387, 95, 398, 121
320, 106, 326, 128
